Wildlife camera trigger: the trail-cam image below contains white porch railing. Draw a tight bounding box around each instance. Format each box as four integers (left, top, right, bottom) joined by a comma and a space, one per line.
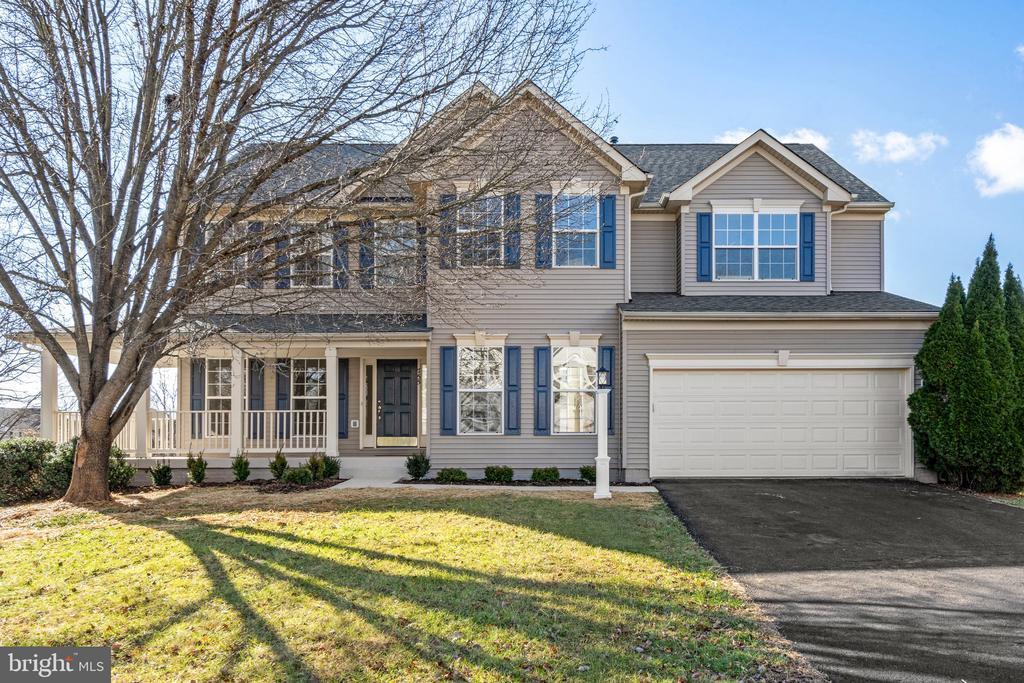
55, 409, 329, 456
55, 411, 136, 452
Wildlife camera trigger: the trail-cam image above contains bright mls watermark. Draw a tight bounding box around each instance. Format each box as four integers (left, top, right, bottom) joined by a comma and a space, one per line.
1, 648, 110, 682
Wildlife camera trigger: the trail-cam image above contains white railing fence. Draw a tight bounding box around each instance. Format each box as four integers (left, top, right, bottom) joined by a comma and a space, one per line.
54, 411, 135, 452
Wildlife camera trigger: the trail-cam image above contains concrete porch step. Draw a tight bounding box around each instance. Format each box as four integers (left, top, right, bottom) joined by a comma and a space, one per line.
339, 455, 408, 482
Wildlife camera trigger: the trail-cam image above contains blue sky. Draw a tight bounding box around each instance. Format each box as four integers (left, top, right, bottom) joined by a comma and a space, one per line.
570, 0, 1024, 305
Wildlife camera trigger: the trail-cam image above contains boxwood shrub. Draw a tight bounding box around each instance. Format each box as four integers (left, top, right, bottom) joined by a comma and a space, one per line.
150, 461, 173, 486
186, 453, 207, 485
483, 465, 513, 483
579, 465, 596, 483
530, 467, 560, 483
0, 438, 55, 504
406, 452, 430, 480
281, 466, 313, 485
436, 467, 467, 484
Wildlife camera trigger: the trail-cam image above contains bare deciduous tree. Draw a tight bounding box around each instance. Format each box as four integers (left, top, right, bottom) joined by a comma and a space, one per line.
0, 0, 606, 501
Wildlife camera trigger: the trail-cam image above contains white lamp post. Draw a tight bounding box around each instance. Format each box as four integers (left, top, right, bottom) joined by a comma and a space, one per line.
594, 365, 611, 500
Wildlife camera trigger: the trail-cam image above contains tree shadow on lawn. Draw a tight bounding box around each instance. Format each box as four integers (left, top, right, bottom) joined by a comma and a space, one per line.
94, 488, 798, 681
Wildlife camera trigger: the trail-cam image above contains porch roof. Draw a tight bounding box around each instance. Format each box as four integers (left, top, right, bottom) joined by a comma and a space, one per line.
202, 313, 430, 334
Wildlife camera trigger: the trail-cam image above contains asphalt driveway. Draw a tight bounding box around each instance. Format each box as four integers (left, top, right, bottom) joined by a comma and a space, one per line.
656, 479, 1024, 682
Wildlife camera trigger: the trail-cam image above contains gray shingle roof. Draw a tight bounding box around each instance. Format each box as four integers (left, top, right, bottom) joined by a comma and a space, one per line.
614, 143, 888, 204
619, 291, 938, 315
201, 313, 429, 334
231, 143, 393, 201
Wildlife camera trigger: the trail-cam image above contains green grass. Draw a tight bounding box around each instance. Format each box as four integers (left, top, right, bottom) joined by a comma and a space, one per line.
985, 491, 1024, 508
0, 488, 809, 682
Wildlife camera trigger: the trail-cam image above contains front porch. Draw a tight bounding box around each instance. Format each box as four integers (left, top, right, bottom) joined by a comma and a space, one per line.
40, 334, 430, 463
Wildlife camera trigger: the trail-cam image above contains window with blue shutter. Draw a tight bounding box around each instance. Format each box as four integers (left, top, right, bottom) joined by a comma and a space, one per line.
246, 222, 263, 288
535, 194, 552, 268
338, 358, 349, 438
417, 223, 427, 284
190, 358, 204, 438
275, 224, 290, 289
599, 194, 616, 269
504, 194, 521, 268
505, 346, 521, 435
440, 346, 456, 435
247, 359, 264, 438
696, 213, 712, 281
599, 346, 614, 434
800, 212, 815, 282
332, 224, 349, 289
439, 195, 456, 270
275, 359, 290, 437
534, 346, 551, 435
359, 220, 374, 289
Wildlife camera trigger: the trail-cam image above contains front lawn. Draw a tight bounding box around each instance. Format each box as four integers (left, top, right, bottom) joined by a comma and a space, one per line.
985, 491, 1024, 508
0, 488, 814, 681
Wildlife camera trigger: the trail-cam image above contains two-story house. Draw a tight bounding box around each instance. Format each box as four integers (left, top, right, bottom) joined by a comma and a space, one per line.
34, 81, 939, 482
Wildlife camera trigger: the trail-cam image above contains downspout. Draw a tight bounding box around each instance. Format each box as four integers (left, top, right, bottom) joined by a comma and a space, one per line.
623, 186, 647, 302
826, 201, 851, 293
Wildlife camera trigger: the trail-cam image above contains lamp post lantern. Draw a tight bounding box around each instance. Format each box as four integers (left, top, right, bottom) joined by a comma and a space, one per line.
594, 365, 611, 499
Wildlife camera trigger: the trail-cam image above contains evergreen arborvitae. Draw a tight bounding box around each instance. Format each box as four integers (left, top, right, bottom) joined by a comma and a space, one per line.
1004, 264, 1024, 382
909, 277, 967, 475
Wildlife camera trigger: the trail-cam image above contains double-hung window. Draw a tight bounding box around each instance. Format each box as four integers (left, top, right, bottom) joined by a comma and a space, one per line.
713, 211, 798, 280
206, 223, 246, 283
553, 194, 598, 267
292, 230, 332, 287
552, 345, 597, 434
375, 221, 418, 287
458, 197, 503, 266
291, 359, 326, 436
206, 359, 232, 436
457, 346, 503, 434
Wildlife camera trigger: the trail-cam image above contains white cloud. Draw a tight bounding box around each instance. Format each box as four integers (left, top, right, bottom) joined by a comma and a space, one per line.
712, 127, 831, 150
970, 123, 1024, 197
851, 130, 948, 163
887, 210, 902, 222
1016, 44, 1024, 60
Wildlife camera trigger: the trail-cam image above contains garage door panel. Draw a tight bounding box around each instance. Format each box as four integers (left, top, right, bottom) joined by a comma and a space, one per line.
651, 367, 911, 478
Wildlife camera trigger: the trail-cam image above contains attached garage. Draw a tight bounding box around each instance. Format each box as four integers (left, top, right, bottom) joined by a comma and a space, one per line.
648, 355, 914, 478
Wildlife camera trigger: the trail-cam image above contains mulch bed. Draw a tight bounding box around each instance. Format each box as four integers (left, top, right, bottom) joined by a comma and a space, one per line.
399, 478, 649, 487
126, 479, 346, 495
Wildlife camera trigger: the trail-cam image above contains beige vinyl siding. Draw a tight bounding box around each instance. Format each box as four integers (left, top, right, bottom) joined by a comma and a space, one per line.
427, 182, 625, 474
622, 327, 927, 480
682, 153, 827, 295
832, 219, 883, 291
630, 216, 678, 292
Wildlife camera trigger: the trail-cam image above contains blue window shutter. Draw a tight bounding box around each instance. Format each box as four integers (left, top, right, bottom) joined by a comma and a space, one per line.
599, 194, 616, 269
275, 228, 290, 289
439, 194, 456, 269
338, 358, 349, 438
505, 346, 521, 435
275, 359, 290, 437
534, 346, 551, 435
187, 227, 205, 271
696, 213, 712, 282
417, 222, 428, 284
247, 222, 263, 289
535, 194, 552, 268
248, 359, 264, 438
800, 212, 815, 282
440, 346, 456, 435
504, 194, 521, 268
332, 224, 349, 289
359, 220, 375, 289
599, 345, 615, 434
190, 358, 204, 438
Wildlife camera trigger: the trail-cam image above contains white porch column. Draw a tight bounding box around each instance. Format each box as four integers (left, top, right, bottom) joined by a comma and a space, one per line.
39, 349, 58, 440
594, 387, 611, 500
229, 349, 244, 456
134, 388, 150, 457
325, 347, 339, 458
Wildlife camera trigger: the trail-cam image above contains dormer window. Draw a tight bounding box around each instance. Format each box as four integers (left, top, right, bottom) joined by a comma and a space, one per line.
712, 205, 799, 281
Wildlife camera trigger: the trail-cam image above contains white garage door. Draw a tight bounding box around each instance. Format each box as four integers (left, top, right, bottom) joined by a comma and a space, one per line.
650, 367, 912, 478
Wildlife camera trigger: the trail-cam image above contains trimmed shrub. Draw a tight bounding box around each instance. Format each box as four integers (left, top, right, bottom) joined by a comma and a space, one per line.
436, 468, 467, 483
306, 454, 327, 481
0, 438, 55, 504
232, 453, 251, 482
281, 466, 313, 485
269, 450, 288, 480
322, 456, 341, 479
186, 453, 207, 485
406, 452, 430, 480
108, 446, 136, 491
150, 461, 173, 486
39, 439, 76, 496
531, 467, 560, 483
483, 465, 513, 483
579, 465, 596, 483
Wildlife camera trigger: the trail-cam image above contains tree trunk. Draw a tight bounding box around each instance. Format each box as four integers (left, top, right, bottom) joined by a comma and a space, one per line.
63, 424, 113, 503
